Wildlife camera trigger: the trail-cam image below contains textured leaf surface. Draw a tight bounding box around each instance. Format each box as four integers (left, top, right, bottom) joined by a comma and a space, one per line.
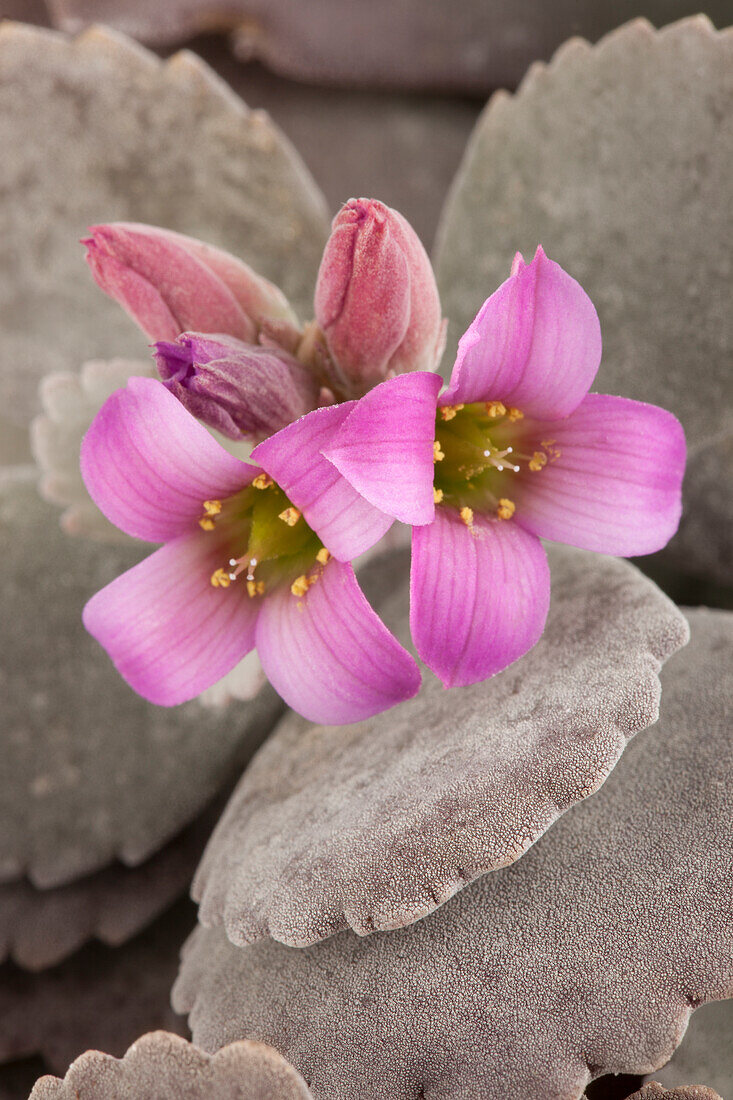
193, 545, 687, 947
434, 17, 733, 585
175, 609, 733, 1099
629, 1087, 723, 1100
0, 469, 282, 887
1, 901, 193, 1075
30, 1031, 312, 1099
0, 21, 328, 464
0, 807, 215, 971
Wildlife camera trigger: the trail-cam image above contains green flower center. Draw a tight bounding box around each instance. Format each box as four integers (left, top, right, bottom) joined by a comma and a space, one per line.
433, 401, 557, 524
198, 477, 329, 599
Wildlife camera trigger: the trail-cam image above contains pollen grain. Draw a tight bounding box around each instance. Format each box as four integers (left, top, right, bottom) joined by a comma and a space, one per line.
278, 507, 302, 526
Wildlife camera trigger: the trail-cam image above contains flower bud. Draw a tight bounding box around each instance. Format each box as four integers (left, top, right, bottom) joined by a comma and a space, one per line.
314, 198, 446, 390
84, 223, 298, 344
154, 332, 320, 441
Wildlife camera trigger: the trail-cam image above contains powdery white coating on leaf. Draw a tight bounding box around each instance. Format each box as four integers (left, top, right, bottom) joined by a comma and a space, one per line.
1, 900, 193, 1075
193, 545, 687, 947
0, 21, 329, 465
174, 609, 733, 1099
652, 1001, 733, 1095
29, 1031, 313, 1099
0, 807, 216, 972
434, 16, 733, 585
0, 469, 283, 887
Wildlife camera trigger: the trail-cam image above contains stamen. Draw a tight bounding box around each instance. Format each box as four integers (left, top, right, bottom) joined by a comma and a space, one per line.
485, 401, 506, 418
316, 547, 331, 565
497, 498, 516, 520
483, 446, 520, 473
252, 474, 273, 490
440, 403, 464, 421
459, 506, 474, 527
541, 439, 562, 462
506, 407, 524, 422
210, 568, 231, 588
529, 451, 548, 472
433, 440, 445, 462
433, 487, 444, 503
291, 574, 313, 597
199, 499, 223, 531
247, 579, 265, 598
278, 507, 301, 526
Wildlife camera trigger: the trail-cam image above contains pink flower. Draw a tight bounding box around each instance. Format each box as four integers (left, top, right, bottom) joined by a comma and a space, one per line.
319, 247, 687, 688
154, 333, 321, 442
314, 198, 446, 393
80, 377, 424, 724
84, 222, 298, 344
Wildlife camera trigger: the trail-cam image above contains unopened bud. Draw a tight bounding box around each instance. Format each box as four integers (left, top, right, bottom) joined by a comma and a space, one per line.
314, 198, 446, 390
154, 332, 320, 441
84, 222, 298, 343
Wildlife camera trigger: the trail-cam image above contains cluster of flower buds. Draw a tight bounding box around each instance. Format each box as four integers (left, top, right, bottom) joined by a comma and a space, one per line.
84, 198, 447, 443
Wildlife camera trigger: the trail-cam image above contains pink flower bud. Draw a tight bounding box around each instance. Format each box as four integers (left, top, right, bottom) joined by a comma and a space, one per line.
314, 198, 446, 390
84, 223, 298, 344
154, 332, 320, 441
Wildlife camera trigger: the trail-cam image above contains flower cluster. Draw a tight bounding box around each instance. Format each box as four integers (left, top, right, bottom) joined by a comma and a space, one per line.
81, 201, 685, 723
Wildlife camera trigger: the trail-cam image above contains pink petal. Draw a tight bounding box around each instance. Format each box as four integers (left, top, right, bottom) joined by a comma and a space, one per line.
410, 509, 550, 688
322, 372, 442, 525
510, 393, 686, 555
255, 557, 421, 724
83, 534, 259, 706
251, 404, 394, 561
441, 246, 601, 419
81, 377, 255, 542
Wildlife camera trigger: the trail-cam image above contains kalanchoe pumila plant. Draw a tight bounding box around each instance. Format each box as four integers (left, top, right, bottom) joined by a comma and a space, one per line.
80, 212, 685, 717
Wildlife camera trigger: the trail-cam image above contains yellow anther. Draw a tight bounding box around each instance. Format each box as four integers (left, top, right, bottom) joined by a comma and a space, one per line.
529, 451, 548, 472
290, 574, 312, 597
506, 406, 524, 422
199, 517, 216, 531
541, 438, 562, 461
459, 506, 474, 527
252, 473, 273, 490
316, 547, 331, 565
440, 403, 464, 421
485, 401, 506, 418
210, 568, 231, 588
203, 499, 222, 515
433, 440, 445, 462
433, 487, 444, 504
278, 507, 301, 526
247, 579, 266, 598
497, 498, 516, 520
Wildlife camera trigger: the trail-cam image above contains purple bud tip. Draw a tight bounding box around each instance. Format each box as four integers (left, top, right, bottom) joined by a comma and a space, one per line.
154, 339, 196, 386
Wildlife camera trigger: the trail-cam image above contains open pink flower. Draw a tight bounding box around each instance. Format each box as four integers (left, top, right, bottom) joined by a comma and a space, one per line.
321, 247, 686, 688
80, 377, 425, 724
